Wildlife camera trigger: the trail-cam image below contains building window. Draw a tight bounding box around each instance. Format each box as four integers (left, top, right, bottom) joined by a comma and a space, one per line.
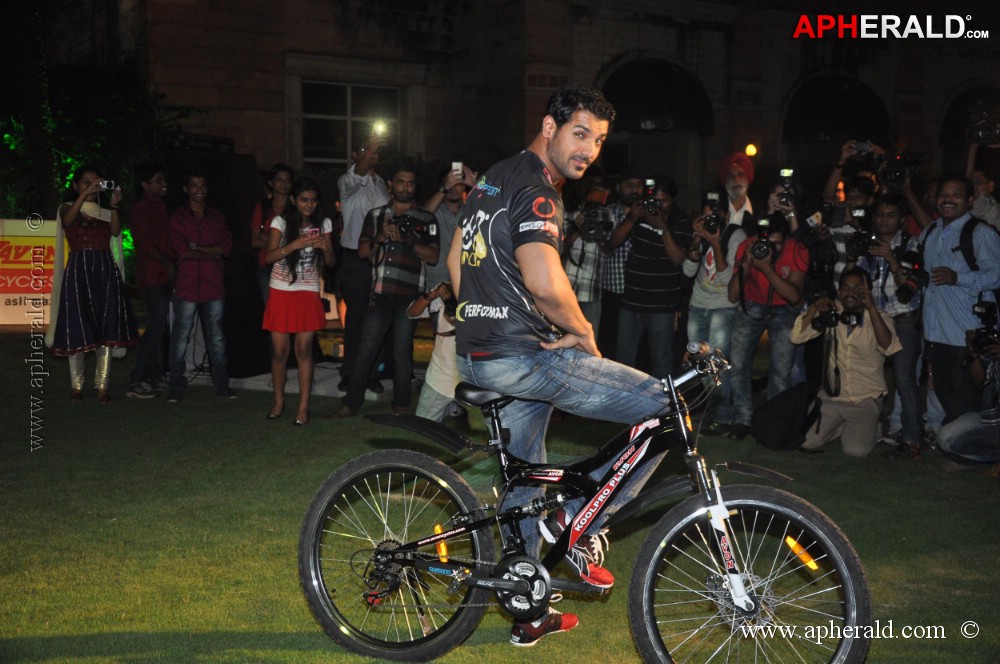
301, 81, 400, 169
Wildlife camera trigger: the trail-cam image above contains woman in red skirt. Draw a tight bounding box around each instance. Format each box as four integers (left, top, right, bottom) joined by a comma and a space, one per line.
262, 179, 335, 425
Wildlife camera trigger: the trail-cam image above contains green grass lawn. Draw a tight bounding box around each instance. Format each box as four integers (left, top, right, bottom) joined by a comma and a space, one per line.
2, 330, 999, 663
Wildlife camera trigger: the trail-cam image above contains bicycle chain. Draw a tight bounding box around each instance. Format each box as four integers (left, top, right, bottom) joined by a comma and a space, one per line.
361, 556, 517, 611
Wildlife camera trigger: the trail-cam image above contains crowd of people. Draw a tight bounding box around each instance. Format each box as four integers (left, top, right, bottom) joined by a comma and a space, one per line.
45, 85, 1000, 647
48, 125, 1000, 466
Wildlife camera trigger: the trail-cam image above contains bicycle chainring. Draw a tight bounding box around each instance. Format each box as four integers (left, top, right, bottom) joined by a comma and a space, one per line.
493, 554, 552, 621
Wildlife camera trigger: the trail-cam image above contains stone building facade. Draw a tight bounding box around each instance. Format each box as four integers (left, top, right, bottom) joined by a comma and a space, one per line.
43, 0, 1000, 209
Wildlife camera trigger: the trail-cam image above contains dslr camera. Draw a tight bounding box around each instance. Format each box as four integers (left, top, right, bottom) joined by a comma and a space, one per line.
750, 216, 777, 261
845, 209, 878, 259
895, 250, 929, 304
393, 210, 436, 242
702, 191, 724, 235
641, 178, 660, 216
970, 300, 1000, 355
777, 168, 796, 208
577, 187, 614, 242
811, 309, 861, 332
882, 152, 924, 186
967, 106, 1000, 145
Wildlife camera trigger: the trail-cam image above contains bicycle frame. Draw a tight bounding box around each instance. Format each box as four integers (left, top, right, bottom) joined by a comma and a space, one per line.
371, 357, 768, 611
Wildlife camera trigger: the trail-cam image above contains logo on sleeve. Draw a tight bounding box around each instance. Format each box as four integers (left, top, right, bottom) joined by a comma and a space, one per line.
531, 197, 557, 219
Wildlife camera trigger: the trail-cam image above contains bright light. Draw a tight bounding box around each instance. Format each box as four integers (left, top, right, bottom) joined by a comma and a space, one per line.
745, 144, 758, 157
372, 121, 387, 136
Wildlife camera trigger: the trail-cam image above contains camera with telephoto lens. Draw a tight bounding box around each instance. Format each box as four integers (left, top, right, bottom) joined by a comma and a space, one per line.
702, 191, 724, 235
895, 250, 929, 304
577, 187, 614, 242
883, 152, 924, 186
970, 301, 1000, 355
393, 210, 436, 242
641, 178, 660, 216
749, 216, 777, 261
777, 168, 796, 208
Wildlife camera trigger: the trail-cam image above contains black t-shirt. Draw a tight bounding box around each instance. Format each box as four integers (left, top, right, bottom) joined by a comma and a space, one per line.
621, 211, 693, 312
455, 151, 564, 356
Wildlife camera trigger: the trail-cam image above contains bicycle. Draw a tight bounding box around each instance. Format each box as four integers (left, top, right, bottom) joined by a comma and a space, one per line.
299, 342, 872, 662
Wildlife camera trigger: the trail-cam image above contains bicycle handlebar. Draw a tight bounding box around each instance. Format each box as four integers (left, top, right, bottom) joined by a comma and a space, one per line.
669, 341, 731, 392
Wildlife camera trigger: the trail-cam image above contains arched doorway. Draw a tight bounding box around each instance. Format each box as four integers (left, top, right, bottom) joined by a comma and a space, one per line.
597, 57, 713, 211
781, 74, 889, 210
939, 86, 1000, 178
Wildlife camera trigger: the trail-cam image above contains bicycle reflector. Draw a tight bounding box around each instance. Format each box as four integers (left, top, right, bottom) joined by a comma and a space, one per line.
434, 524, 449, 562
785, 536, 819, 570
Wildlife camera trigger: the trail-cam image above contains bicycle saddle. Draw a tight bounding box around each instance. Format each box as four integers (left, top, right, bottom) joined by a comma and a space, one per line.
455, 382, 508, 407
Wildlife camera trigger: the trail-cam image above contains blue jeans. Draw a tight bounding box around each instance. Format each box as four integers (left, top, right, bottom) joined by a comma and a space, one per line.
343, 294, 416, 411
617, 307, 677, 379
729, 303, 798, 426
169, 298, 229, 391
458, 349, 672, 555
130, 285, 171, 385
687, 305, 736, 423
891, 311, 923, 445
938, 412, 1000, 463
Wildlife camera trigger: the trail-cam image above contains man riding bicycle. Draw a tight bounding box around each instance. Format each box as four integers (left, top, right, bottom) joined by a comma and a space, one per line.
447, 86, 681, 646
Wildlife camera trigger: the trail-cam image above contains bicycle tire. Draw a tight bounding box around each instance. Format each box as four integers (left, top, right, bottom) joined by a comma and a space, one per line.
299, 449, 496, 661
629, 484, 871, 663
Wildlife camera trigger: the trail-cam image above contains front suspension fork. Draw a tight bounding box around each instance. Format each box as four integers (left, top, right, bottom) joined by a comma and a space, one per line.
687, 452, 756, 613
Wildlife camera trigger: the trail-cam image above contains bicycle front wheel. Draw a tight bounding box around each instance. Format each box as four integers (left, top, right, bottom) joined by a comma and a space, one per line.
299, 449, 495, 661
629, 484, 871, 663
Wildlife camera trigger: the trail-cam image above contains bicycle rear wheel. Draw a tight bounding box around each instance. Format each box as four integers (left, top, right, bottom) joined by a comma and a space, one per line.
629, 484, 871, 663
299, 450, 495, 661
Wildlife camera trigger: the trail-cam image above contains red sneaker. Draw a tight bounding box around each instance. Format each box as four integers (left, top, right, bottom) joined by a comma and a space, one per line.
540, 509, 615, 589
510, 608, 579, 647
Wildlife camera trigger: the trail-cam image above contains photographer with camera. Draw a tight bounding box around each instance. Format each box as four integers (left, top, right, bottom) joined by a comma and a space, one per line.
792, 267, 901, 456
337, 133, 390, 392
682, 191, 746, 433
407, 282, 462, 423
329, 164, 440, 419
936, 316, 1000, 472
616, 176, 693, 379
598, 168, 646, 360
563, 181, 612, 335
846, 194, 926, 459
920, 176, 1000, 426
725, 212, 809, 439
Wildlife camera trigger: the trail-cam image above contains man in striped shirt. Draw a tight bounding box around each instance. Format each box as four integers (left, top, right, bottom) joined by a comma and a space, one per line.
615, 176, 693, 378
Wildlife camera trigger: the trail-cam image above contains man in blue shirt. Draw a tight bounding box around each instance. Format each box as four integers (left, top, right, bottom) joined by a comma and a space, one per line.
920, 176, 1000, 424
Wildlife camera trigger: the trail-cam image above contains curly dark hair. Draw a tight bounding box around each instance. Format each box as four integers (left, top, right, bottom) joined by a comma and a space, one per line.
546, 86, 616, 127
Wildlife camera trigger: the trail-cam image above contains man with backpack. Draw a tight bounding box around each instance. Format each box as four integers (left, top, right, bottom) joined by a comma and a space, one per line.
920, 176, 1000, 426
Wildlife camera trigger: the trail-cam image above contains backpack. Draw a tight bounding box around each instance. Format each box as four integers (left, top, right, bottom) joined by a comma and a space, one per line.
750, 382, 822, 451
920, 217, 1000, 302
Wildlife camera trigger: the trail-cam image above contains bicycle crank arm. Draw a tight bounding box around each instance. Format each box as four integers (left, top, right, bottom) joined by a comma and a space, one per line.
551, 577, 609, 596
